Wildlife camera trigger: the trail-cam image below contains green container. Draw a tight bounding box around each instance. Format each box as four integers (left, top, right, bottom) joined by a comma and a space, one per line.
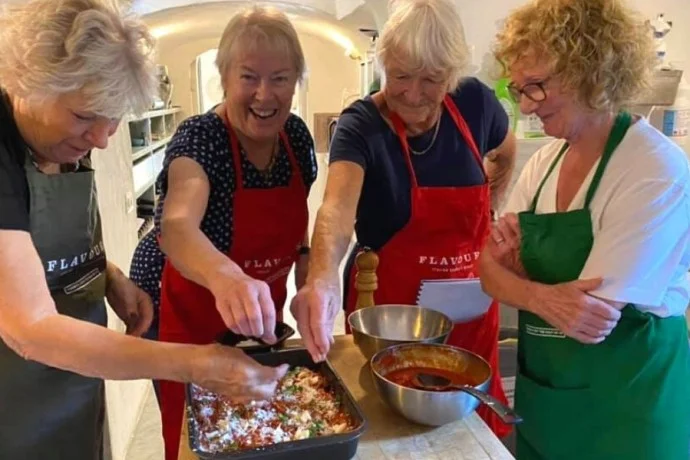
494, 78, 518, 133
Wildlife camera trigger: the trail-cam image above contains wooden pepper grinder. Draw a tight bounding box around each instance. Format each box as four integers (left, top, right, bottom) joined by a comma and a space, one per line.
354, 247, 379, 310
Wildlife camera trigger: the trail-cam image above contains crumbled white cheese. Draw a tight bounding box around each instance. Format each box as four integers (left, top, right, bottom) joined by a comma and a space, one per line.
332, 423, 348, 433
294, 428, 310, 440
192, 366, 354, 452
273, 426, 288, 443
299, 410, 311, 423
200, 406, 214, 418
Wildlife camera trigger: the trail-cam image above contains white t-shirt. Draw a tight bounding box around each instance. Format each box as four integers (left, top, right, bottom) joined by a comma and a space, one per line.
503, 118, 690, 317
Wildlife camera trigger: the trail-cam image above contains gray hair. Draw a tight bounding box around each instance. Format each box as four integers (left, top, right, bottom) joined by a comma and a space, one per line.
215, 5, 306, 88
377, 0, 470, 91
0, 0, 157, 118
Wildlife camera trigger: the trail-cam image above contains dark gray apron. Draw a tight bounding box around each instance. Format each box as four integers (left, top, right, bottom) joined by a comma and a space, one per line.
0, 154, 107, 459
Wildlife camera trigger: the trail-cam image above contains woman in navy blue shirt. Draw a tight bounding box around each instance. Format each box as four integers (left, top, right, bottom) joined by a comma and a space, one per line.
293, 0, 517, 437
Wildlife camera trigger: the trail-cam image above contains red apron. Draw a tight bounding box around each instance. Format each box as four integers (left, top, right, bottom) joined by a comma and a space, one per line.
158, 112, 308, 460
345, 95, 510, 437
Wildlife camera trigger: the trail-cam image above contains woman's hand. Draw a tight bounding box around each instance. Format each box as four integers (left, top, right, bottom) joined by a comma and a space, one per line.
105, 263, 154, 337
291, 277, 339, 362
530, 278, 622, 344
489, 213, 526, 277
209, 270, 277, 343
192, 344, 288, 402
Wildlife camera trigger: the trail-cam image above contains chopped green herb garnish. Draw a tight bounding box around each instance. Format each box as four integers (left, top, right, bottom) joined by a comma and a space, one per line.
278, 413, 289, 423
284, 384, 301, 395
309, 420, 325, 437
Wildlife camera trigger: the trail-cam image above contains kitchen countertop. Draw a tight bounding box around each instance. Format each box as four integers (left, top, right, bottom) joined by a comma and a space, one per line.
179, 335, 515, 460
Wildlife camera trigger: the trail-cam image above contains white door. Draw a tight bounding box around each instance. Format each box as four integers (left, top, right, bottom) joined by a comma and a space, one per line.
195, 49, 223, 114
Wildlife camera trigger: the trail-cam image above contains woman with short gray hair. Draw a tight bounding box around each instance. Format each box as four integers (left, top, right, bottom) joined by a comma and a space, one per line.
129, 6, 317, 459
0, 1, 288, 458
293, 0, 516, 438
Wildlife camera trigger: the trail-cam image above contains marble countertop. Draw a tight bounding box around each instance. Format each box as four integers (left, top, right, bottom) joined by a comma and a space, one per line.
179, 335, 515, 460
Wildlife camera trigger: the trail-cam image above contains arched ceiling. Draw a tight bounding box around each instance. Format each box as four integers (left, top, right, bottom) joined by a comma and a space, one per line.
129, 0, 336, 16
140, 1, 378, 59
0, 0, 384, 59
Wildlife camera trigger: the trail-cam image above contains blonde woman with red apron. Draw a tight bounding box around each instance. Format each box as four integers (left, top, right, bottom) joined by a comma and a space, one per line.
157, 111, 308, 459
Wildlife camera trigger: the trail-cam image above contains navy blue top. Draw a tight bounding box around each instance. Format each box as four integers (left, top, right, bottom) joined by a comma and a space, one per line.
329, 77, 508, 251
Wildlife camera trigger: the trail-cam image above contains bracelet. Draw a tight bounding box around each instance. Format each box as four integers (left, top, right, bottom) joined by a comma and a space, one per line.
297, 246, 310, 256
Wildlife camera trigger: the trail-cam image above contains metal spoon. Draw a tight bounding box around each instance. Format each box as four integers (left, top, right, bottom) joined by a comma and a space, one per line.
415, 372, 523, 425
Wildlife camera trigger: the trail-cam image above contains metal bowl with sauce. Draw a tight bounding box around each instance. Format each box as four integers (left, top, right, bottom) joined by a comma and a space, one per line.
347, 305, 453, 360
370, 342, 492, 426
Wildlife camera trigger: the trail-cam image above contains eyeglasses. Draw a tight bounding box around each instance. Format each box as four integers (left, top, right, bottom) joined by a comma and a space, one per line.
507, 78, 550, 103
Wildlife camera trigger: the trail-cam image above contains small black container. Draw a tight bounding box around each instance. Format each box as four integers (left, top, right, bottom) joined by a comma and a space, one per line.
215, 322, 296, 353
185, 348, 367, 460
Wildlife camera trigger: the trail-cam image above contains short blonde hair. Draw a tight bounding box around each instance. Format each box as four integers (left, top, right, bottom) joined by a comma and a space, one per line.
0, 0, 157, 119
216, 6, 306, 87
494, 0, 655, 111
376, 0, 470, 91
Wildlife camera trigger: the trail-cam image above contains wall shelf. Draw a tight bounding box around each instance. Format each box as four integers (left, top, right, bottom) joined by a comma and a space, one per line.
136, 217, 154, 240
133, 147, 165, 198
126, 106, 183, 223
132, 135, 173, 162
128, 107, 182, 122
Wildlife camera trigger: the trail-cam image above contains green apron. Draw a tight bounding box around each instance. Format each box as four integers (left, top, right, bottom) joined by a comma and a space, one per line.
0, 154, 107, 459
515, 112, 690, 460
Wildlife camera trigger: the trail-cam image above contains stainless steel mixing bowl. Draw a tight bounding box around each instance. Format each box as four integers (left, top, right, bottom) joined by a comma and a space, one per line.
370, 342, 491, 426
347, 305, 453, 360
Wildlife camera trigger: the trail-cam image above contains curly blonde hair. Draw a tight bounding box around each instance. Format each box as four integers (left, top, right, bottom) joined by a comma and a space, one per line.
494, 0, 656, 111
0, 0, 157, 118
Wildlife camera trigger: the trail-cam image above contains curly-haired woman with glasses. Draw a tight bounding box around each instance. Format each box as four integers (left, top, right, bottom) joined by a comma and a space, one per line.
479, 0, 690, 459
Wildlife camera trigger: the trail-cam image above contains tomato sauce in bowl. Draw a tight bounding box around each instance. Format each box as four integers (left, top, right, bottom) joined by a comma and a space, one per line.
385, 366, 478, 390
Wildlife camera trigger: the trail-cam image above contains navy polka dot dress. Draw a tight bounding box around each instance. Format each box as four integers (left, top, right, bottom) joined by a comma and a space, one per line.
130, 110, 317, 339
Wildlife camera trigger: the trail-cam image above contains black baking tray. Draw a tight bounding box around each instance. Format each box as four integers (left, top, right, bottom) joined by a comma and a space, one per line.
185, 347, 367, 460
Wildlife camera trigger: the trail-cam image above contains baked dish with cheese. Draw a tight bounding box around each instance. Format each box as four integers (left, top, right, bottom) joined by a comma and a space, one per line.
190, 366, 358, 453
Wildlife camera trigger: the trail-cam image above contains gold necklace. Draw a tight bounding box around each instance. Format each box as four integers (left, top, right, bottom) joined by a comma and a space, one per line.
255, 136, 279, 180
409, 116, 441, 156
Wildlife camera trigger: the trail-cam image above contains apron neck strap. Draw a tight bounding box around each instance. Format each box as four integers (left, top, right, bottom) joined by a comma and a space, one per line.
583, 111, 631, 208
528, 111, 632, 212
390, 94, 486, 188
218, 108, 298, 190
529, 143, 568, 212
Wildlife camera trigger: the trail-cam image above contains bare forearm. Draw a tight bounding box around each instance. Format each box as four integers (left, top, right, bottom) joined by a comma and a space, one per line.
105, 260, 125, 291
160, 220, 241, 289
18, 314, 197, 381
485, 131, 517, 210
307, 203, 353, 283
478, 249, 540, 313
485, 153, 515, 210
